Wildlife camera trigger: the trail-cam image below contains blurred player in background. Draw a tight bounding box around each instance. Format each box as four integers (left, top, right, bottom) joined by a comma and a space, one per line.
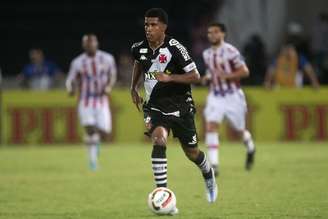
130, 8, 217, 209
201, 23, 255, 176
66, 34, 117, 170
18, 48, 62, 90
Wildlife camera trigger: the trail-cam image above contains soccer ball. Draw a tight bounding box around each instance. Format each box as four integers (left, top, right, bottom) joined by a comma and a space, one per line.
147, 187, 177, 215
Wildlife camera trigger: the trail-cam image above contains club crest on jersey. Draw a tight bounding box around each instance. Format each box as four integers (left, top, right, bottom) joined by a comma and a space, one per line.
159, 54, 167, 63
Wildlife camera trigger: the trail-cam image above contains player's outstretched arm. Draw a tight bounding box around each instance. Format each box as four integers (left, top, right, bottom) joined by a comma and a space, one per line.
199, 73, 211, 85
155, 69, 200, 84
104, 58, 118, 94
66, 60, 79, 96
130, 61, 144, 111
65, 74, 75, 96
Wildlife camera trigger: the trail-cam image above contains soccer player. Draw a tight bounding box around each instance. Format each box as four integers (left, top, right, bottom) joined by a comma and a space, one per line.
130, 8, 218, 210
66, 34, 117, 170
201, 23, 256, 176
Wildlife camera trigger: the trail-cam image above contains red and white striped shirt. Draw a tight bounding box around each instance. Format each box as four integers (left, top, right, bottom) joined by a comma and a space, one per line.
202, 42, 245, 95
66, 50, 117, 107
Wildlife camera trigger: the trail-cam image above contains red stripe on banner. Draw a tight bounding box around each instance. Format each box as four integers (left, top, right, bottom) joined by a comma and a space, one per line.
92, 60, 97, 108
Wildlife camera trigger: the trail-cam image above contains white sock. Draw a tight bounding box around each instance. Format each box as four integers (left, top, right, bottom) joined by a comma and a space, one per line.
85, 133, 100, 165
242, 130, 255, 153
89, 144, 98, 164
205, 132, 219, 167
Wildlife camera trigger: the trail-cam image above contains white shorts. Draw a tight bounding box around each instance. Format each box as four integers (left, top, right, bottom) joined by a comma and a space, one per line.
78, 100, 112, 133
204, 90, 247, 131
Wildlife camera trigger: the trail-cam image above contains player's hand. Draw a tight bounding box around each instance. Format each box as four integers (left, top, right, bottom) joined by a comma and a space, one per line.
217, 73, 228, 80
104, 85, 112, 95
201, 75, 211, 85
155, 72, 172, 82
144, 116, 152, 130
130, 89, 143, 112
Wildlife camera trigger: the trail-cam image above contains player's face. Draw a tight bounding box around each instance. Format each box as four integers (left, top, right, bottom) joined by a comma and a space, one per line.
29, 49, 44, 64
207, 26, 225, 45
144, 17, 166, 43
82, 35, 98, 55
281, 45, 297, 59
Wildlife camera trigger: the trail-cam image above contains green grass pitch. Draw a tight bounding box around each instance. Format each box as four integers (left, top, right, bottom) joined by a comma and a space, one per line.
0, 143, 327, 219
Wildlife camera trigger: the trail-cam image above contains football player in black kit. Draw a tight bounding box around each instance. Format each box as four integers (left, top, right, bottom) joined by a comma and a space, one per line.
130, 8, 218, 211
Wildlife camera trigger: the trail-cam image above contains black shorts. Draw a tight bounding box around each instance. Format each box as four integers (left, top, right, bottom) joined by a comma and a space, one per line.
148, 110, 198, 148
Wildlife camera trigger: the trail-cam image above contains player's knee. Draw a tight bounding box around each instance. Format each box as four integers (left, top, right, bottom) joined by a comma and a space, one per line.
152, 136, 167, 146
235, 129, 247, 140
241, 129, 252, 141
84, 132, 100, 145
206, 122, 218, 132
152, 133, 167, 146
85, 126, 97, 136
151, 127, 168, 146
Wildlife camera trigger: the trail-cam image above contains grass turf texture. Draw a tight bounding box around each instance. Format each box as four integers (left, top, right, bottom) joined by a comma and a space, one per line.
0, 143, 327, 219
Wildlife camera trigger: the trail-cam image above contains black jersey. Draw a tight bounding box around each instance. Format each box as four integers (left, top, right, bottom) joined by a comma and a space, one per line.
131, 36, 198, 115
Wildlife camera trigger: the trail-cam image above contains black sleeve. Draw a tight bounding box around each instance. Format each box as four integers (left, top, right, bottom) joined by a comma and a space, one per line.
169, 39, 196, 73
130, 44, 138, 61
131, 41, 143, 61
197, 55, 207, 77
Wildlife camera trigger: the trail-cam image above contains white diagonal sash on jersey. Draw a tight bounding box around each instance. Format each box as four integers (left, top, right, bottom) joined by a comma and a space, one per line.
144, 48, 172, 101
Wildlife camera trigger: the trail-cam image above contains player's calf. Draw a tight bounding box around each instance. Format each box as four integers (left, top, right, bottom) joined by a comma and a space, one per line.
205, 131, 220, 177
151, 127, 169, 188
185, 148, 212, 179
151, 145, 167, 187
241, 130, 256, 170
183, 146, 218, 203
84, 131, 100, 171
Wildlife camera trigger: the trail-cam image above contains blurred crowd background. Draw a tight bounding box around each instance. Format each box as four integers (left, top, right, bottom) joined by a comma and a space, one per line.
1, 0, 328, 89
